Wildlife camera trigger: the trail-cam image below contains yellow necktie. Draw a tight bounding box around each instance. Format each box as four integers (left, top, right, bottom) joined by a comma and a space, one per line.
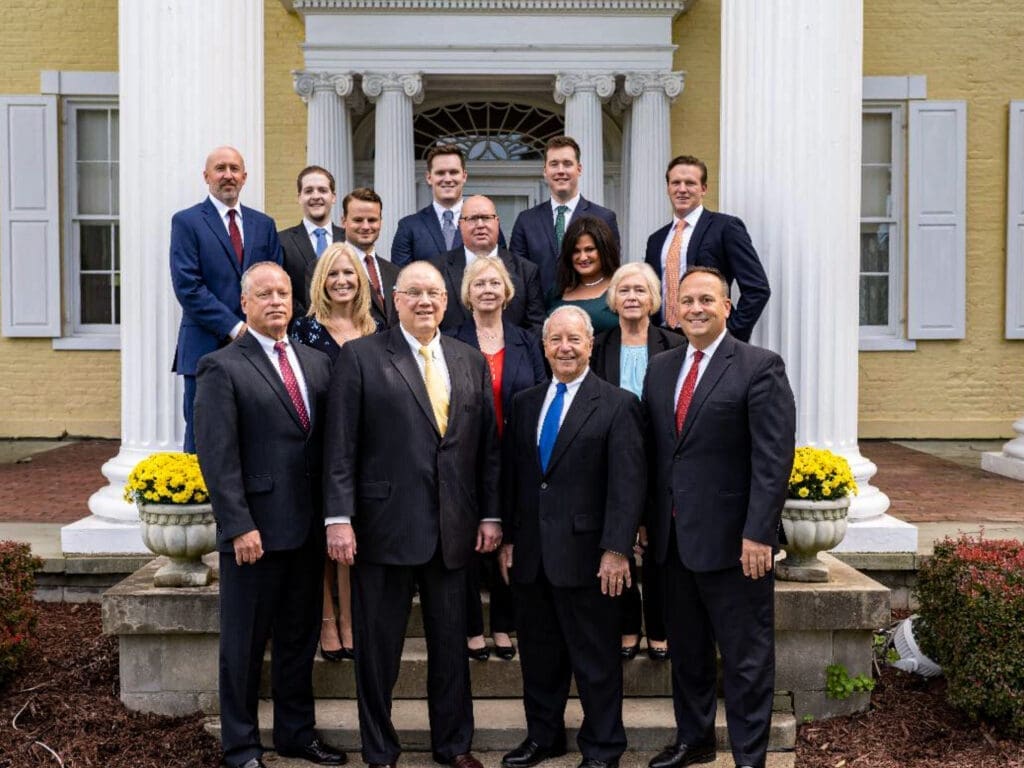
419, 345, 449, 436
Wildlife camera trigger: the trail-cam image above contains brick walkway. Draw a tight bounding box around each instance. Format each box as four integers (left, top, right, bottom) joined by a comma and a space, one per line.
0, 439, 1020, 526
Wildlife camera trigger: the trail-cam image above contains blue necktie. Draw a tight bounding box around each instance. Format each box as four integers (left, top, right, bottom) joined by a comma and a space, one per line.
538, 382, 568, 473
442, 210, 456, 250
313, 227, 328, 257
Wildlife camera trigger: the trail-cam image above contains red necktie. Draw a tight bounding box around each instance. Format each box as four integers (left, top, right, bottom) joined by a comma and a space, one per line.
365, 253, 385, 310
228, 209, 244, 266
274, 341, 310, 431
674, 349, 704, 436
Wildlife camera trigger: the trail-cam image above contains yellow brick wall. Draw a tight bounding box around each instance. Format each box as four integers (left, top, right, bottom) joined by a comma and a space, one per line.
859, 0, 1024, 437
0, 0, 120, 437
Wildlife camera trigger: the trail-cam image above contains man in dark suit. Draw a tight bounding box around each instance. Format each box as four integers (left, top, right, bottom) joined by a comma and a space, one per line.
431, 195, 545, 333
499, 305, 645, 768
641, 266, 795, 768
170, 145, 282, 453
279, 165, 345, 319
338, 187, 399, 329
194, 262, 345, 768
644, 155, 770, 342
510, 136, 620, 298
323, 261, 501, 768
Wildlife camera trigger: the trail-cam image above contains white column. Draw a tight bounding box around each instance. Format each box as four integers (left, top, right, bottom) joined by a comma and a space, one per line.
982, 418, 1024, 481
362, 73, 423, 259
63, 0, 265, 554
293, 70, 364, 220
554, 73, 615, 205
719, 0, 912, 552
623, 72, 684, 264
610, 89, 634, 253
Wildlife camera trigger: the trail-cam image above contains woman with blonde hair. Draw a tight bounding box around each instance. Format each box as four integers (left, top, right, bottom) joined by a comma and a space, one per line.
292, 242, 380, 660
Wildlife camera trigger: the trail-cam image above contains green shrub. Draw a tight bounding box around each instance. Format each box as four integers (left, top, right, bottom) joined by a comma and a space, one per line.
0, 540, 42, 685
915, 534, 1024, 735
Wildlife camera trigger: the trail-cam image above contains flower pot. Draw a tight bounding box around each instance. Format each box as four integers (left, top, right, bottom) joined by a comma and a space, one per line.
137, 502, 217, 587
776, 497, 850, 583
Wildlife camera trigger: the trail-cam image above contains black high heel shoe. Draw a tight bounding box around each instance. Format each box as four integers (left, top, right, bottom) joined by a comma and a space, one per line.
494, 643, 517, 661
620, 639, 641, 660
467, 645, 491, 661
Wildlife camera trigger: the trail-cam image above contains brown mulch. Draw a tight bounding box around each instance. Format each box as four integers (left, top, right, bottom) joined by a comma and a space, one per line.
0, 602, 220, 768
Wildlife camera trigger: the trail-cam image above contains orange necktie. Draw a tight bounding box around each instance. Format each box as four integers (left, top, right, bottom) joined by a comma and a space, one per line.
664, 220, 686, 328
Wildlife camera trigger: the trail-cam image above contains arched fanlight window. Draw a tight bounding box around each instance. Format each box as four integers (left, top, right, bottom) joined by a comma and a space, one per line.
413, 102, 565, 161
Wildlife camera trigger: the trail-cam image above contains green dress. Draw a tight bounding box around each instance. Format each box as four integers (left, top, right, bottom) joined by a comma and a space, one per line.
546, 291, 619, 334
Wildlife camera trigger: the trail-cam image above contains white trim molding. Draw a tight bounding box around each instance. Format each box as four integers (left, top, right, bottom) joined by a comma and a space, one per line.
862, 75, 926, 101
40, 70, 118, 96
292, 1, 691, 12
1006, 100, 1024, 339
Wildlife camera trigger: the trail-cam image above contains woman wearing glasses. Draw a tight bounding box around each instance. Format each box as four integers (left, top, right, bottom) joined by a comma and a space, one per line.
447, 256, 545, 661
291, 242, 380, 661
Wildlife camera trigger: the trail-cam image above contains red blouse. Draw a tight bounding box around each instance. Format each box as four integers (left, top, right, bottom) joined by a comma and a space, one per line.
483, 348, 505, 437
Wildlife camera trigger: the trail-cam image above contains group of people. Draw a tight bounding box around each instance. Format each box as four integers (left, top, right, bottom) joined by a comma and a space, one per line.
171, 136, 795, 768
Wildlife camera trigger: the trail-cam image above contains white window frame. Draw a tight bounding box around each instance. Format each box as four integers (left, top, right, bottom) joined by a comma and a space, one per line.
859, 103, 915, 351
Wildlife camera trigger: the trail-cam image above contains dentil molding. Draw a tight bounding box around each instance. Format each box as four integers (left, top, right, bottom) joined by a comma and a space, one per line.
292, 1, 691, 14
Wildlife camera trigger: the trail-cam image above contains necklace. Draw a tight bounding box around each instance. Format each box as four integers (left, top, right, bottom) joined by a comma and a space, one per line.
582, 276, 606, 287
477, 328, 501, 341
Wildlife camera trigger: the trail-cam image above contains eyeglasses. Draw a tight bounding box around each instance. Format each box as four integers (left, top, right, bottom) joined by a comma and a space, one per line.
460, 214, 498, 225
395, 288, 446, 301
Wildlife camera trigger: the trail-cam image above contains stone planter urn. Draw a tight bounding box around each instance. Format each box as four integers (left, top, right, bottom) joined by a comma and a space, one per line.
776, 496, 850, 582
137, 502, 217, 587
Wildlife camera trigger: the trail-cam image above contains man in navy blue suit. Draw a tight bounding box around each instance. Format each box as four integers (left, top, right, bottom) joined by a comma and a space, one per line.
170, 145, 282, 453
509, 136, 619, 298
644, 155, 769, 342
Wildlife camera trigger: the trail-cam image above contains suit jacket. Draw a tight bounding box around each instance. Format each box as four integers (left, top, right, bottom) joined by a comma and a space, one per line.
365, 253, 400, 329
590, 325, 685, 387
323, 327, 501, 570
642, 333, 796, 573
645, 210, 770, 342
509, 197, 620, 297
449, 320, 546, 428
502, 371, 645, 588
431, 247, 546, 334
279, 222, 345, 318
170, 198, 283, 376
390, 203, 507, 267
193, 332, 332, 553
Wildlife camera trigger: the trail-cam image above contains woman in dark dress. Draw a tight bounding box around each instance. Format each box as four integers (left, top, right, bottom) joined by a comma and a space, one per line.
591, 262, 683, 661
291, 242, 378, 661
546, 215, 621, 334
447, 256, 545, 660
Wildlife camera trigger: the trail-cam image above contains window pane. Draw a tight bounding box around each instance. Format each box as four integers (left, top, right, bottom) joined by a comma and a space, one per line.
860, 224, 891, 273
859, 275, 889, 326
78, 161, 112, 215
80, 274, 113, 324
80, 224, 112, 270
113, 278, 121, 324
862, 113, 892, 164
861, 166, 892, 218
76, 110, 109, 162
112, 224, 120, 270
111, 161, 119, 215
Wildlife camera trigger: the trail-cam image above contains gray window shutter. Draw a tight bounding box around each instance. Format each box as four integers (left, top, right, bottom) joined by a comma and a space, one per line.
1, 95, 61, 337
907, 100, 967, 340
1007, 101, 1024, 339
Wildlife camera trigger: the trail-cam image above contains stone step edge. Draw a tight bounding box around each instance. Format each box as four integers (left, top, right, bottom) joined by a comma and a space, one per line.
204, 698, 797, 752
256, 751, 797, 768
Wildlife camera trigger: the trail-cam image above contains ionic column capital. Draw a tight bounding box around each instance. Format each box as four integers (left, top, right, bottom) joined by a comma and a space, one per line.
361, 72, 425, 104
623, 71, 685, 101
553, 72, 616, 104
292, 70, 356, 103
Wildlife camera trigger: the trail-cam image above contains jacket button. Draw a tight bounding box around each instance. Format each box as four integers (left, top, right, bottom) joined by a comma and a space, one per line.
540, 482, 548, 490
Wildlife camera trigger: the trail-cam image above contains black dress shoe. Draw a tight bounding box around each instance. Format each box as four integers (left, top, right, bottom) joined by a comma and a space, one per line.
620, 640, 641, 660
277, 737, 348, 765
494, 643, 517, 660
502, 738, 567, 768
467, 645, 490, 661
646, 645, 670, 661
236, 759, 267, 768
647, 741, 716, 768
578, 759, 619, 768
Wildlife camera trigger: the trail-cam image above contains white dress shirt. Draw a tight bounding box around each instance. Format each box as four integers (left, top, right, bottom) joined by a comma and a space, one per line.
247, 328, 311, 416
550, 194, 581, 224
433, 199, 464, 233
303, 218, 334, 254
673, 327, 727, 404
659, 205, 705, 310
536, 368, 589, 444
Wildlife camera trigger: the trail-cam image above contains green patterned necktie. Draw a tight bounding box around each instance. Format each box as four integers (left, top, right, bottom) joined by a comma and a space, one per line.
554, 205, 569, 249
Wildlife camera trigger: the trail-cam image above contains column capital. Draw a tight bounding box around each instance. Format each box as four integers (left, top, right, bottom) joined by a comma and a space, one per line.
607, 87, 634, 116
553, 72, 616, 104
623, 71, 685, 101
292, 70, 357, 104
362, 72, 425, 104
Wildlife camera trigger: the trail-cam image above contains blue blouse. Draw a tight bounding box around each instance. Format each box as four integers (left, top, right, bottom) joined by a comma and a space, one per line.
619, 344, 648, 399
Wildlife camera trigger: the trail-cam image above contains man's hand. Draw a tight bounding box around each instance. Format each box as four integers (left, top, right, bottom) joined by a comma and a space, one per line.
597, 551, 631, 597
499, 544, 514, 585
476, 521, 503, 553
740, 538, 773, 579
327, 523, 357, 565
233, 530, 263, 566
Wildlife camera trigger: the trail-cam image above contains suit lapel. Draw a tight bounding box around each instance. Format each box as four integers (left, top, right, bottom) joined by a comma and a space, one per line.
439, 335, 470, 439
502, 326, 528, 403
677, 335, 735, 447
292, 342, 323, 431
422, 207, 449, 256
388, 328, 443, 437
606, 327, 623, 386
538, 202, 559, 259
545, 373, 599, 476
685, 210, 714, 267
239, 206, 264, 270
201, 200, 241, 276
239, 334, 307, 433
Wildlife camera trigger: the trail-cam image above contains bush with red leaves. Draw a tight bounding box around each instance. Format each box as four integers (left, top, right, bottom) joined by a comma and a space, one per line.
0, 541, 42, 686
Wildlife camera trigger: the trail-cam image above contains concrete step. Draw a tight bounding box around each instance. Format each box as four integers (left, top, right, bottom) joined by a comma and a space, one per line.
262, 638, 674, 699
206, 698, 797, 753
257, 751, 796, 768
